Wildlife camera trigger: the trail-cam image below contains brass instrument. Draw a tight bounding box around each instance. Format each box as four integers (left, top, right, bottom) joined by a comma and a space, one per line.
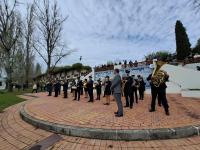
151, 61, 167, 87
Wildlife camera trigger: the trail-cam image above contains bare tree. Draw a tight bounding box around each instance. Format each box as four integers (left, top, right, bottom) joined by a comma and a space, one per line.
23, 3, 36, 87
0, 0, 22, 91
34, 0, 73, 74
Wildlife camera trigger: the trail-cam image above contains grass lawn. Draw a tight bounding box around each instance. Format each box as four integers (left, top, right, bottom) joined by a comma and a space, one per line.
0, 89, 32, 112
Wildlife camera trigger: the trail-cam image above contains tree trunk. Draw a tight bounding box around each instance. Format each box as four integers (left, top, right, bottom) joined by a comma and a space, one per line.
7, 67, 13, 92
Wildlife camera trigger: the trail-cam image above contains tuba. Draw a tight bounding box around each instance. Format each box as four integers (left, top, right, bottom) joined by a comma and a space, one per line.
151, 61, 167, 87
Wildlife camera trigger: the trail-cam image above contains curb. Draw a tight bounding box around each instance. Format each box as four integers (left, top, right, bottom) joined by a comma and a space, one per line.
20, 105, 200, 141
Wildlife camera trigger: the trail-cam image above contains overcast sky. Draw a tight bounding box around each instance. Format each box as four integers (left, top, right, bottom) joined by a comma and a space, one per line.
18, 0, 200, 68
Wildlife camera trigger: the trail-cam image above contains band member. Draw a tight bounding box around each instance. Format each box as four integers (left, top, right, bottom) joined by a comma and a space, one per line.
95, 79, 102, 100
104, 76, 112, 105
63, 80, 68, 98
54, 79, 60, 97
83, 79, 88, 98
111, 69, 123, 117
124, 71, 134, 109
32, 82, 38, 93
132, 75, 139, 103
71, 80, 76, 97
147, 67, 170, 116
88, 76, 94, 102
46, 80, 53, 96
74, 77, 83, 101
138, 76, 146, 100
58, 80, 61, 95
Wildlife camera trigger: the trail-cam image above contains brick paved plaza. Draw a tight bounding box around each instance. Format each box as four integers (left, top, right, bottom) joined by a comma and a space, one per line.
0, 93, 200, 149
23, 93, 200, 130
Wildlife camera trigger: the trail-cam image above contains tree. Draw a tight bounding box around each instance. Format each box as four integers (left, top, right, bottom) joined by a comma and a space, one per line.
145, 51, 172, 61
175, 20, 191, 60
34, 63, 42, 77
192, 39, 200, 54
23, 3, 36, 87
0, 0, 22, 91
33, 0, 73, 74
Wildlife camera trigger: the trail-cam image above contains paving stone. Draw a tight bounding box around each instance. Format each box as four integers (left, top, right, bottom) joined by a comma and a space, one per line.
0, 93, 199, 150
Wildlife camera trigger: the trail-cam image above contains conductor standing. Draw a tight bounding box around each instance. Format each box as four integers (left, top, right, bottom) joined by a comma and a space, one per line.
111, 69, 123, 117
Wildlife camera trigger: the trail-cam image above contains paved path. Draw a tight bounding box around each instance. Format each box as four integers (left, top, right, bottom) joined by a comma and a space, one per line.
0, 94, 200, 149
24, 93, 200, 130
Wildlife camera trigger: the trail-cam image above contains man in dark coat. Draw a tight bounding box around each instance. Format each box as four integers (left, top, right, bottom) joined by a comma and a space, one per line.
56, 80, 61, 95
88, 76, 94, 102
47, 80, 53, 96
138, 76, 146, 100
54, 79, 60, 97
124, 73, 134, 109
63, 80, 68, 98
147, 72, 170, 116
95, 79, 102, 100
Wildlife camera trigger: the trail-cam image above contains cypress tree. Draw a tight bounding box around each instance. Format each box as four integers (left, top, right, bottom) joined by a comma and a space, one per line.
175, 20, 191, 60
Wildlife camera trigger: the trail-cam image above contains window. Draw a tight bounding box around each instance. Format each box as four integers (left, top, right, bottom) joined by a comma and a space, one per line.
0, 82, 2, 86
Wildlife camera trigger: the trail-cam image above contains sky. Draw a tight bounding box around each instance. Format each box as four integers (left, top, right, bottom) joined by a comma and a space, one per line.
18, 0, 200, 68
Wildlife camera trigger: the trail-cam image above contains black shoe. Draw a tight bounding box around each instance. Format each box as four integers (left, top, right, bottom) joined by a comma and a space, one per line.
114, 112, 118, 114
115, 114, 123, 117
124, 106, 129, 108
165, 111, 170, 116
130, 106, 133, 109
149, 109, 155, 112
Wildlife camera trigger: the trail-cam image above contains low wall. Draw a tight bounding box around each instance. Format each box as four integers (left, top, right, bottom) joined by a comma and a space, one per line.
162, 64, 200, 90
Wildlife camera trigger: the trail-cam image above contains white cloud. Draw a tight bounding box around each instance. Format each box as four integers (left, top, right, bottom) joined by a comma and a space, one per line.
18, 0, 200, 67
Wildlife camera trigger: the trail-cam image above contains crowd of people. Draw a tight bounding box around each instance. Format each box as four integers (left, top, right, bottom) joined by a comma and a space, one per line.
32, 67, 170, 117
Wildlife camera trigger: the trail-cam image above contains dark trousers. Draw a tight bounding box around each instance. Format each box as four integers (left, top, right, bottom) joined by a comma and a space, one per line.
55, 90, 58, 97
80, 88, 83, 95
151, 88, 169, 112
88, 89, 94, 101
158, 88, 169, 112
133, 89, 138, 103
64, 91, 68, 98
139, 89, 144, 100
48, 90, 52, 96
32, 89, 37, 93
96, 92, 101, 100
125, 93, 134, 107
75, 89, 81, 100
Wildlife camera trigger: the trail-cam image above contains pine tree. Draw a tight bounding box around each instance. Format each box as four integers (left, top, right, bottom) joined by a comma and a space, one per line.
175, 20, 191, 60
193, 39, 200, 55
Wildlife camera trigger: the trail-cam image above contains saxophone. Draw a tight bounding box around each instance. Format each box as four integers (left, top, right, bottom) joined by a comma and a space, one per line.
151, 61, 167, 87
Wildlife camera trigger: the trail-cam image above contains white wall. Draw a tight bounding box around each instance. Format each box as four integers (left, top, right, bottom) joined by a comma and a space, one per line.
161, 64, 200, 90
183, 63, 200, 71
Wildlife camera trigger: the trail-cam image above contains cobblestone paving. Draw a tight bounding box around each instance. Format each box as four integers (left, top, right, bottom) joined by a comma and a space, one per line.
0, 94, 200, 150
25, 93, 200, 129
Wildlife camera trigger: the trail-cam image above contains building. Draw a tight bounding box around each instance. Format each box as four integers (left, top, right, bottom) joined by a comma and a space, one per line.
35, 63, 92, 82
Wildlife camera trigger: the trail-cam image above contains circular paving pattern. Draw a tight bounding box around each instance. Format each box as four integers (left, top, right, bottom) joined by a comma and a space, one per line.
20, 93, 200, 140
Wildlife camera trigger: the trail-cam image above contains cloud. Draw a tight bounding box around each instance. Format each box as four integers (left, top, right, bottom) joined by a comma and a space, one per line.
19, 0, 200, 67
